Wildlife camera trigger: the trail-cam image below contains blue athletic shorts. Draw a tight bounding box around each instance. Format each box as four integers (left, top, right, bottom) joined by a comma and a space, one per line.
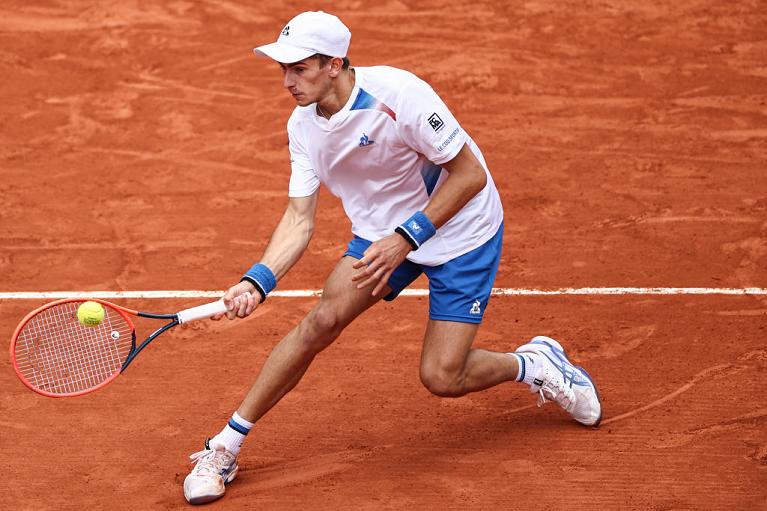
343, 223, 503, 324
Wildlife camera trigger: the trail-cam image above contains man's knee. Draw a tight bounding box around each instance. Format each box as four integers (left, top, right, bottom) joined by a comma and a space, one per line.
299, 302, 345, 353
310, 303, 344, 335
419, 362, 465, 398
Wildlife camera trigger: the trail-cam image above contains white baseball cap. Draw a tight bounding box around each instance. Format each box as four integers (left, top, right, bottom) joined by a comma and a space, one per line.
253, 11, 351, 64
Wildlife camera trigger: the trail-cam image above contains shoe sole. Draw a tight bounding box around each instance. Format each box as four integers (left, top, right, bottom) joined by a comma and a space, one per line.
185, 465, 239, 505
520, 336, 602, 427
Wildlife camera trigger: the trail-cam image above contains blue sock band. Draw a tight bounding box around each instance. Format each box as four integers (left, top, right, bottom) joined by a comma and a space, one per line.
212, 411, 254, 455
227, 411, 253, 435
227, 418, 250, 435
242, 263, 277, 302
395, 211, 436, 250
513, 353, 525, 382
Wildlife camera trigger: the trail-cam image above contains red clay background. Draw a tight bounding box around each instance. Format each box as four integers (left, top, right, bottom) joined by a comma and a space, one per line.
1, 1, 766, 509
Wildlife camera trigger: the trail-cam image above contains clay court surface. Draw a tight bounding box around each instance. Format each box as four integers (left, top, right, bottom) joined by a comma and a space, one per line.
1, 1, 766, 509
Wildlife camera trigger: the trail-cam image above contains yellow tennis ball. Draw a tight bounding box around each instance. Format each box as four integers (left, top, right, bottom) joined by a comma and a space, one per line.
77, 301, 105, 327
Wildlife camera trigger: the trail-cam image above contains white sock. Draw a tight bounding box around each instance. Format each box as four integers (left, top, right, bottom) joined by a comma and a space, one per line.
509, 352, 541, 387
210, 411, 254, 456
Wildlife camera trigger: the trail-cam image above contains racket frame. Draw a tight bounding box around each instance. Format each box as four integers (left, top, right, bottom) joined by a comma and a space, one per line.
10, 299, 176, 398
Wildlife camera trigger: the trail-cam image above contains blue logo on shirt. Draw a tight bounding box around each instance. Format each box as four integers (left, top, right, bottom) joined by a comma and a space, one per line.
359, 133, 375, 147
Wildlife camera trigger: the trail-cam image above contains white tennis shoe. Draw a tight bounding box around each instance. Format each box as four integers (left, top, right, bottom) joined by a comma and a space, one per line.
183, 439, 239, 504
515, 336, 602, 426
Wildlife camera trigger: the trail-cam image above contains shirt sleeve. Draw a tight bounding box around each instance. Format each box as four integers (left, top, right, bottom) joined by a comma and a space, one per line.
287, 119, 320, 197
395, 78, 468, 165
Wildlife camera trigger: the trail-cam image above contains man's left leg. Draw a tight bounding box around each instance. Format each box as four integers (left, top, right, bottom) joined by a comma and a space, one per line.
418, 224, 601, 425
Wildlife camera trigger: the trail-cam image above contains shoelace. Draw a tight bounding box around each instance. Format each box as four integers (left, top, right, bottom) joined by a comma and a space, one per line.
536, 368, 576, 412
189, 448, 235, 478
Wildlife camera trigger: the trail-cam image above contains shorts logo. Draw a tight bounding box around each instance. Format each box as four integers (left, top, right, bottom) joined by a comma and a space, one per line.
359, 132, 375, 147
282, 25, 290, 36
428, 113, 444, 132
470, 299, 481, 315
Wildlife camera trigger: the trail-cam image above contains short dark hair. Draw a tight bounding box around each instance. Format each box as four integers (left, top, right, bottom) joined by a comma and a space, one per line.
314, 53, 350, 70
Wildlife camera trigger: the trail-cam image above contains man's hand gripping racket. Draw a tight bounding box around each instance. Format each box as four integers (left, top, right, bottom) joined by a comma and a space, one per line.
10, 298, 228, 397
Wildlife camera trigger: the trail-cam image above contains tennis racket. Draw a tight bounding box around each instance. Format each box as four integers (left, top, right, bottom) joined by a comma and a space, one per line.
10, 298, 228, 398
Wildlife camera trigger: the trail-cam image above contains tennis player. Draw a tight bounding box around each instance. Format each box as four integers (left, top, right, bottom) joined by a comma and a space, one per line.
183, 11, 601, 504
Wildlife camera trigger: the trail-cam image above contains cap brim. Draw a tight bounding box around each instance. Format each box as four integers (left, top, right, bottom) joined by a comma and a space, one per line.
253, 42, 315, 64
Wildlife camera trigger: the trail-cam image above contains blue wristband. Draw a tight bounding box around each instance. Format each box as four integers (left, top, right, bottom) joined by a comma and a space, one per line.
395, 211, 436, 250
241, 263, 277, 302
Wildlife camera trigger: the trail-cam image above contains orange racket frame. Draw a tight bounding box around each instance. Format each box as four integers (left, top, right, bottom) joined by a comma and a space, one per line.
10, 298, 226, 398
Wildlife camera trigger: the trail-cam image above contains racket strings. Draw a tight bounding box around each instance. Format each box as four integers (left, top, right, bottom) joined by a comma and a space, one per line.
14, 302, 134, 395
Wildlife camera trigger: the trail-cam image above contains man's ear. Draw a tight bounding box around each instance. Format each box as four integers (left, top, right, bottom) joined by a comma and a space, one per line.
327, 57, 343, 78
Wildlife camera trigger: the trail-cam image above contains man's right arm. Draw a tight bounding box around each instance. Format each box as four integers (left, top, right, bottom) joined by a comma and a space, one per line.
216, 192, 319, 320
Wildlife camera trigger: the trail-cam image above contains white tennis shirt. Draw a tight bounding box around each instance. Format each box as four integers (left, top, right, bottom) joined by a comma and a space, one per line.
287, 65, 503, 266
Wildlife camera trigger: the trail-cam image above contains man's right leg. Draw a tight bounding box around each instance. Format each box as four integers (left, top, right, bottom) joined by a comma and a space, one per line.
184, 256, 389, 504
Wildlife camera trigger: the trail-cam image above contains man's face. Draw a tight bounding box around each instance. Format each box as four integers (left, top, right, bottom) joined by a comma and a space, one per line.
280, 57, 333, 106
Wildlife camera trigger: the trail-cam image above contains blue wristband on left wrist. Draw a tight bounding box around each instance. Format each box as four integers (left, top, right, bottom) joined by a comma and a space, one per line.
395, 211, 436, 250
241, 263, 277, 303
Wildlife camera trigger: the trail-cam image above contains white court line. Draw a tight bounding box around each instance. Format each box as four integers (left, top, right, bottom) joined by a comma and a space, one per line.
0, 288, 765, 299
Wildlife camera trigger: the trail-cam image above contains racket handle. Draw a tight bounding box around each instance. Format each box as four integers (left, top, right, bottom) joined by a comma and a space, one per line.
177, 300, 228, 324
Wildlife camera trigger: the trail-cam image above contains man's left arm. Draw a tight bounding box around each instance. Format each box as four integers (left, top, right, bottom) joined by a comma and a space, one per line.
351, 143, 487, 295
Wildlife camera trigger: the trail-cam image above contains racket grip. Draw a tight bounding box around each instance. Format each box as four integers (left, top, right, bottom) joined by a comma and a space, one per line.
177, 300, 228, 324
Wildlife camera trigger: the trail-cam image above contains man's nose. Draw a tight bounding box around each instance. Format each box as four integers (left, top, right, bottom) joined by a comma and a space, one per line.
283, 72, 294, 89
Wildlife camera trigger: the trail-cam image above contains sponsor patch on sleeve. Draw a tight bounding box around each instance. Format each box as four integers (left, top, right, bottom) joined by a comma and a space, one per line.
428, 113, 444, 132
